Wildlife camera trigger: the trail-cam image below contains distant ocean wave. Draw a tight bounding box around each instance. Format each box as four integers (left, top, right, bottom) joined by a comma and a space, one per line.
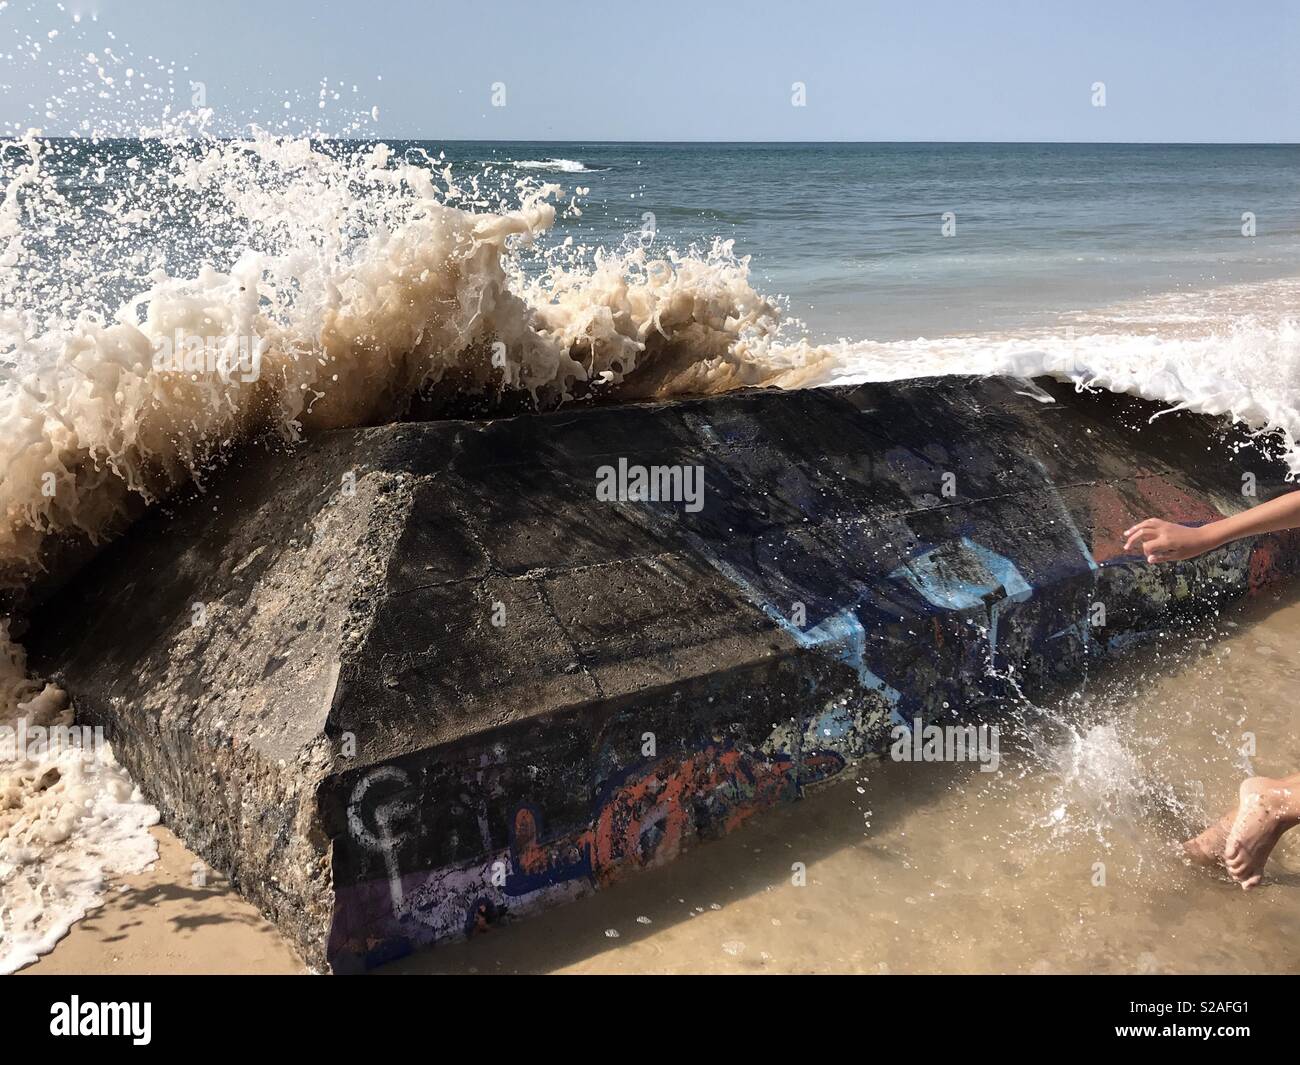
507, 157, 608, 173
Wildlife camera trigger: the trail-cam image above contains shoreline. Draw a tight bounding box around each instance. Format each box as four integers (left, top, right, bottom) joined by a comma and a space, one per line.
17, 827, 303, 976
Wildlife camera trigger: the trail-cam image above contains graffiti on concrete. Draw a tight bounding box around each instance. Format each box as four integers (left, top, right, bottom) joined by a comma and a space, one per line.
334, 738, 848, 965
329, 393, 1300, 969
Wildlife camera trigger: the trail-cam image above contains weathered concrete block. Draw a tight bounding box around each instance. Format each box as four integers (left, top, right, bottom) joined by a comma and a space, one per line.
26, 377, 1300, 970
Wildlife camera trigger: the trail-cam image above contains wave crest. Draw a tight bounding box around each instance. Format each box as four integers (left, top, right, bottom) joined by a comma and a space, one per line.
0, 133, 802, 584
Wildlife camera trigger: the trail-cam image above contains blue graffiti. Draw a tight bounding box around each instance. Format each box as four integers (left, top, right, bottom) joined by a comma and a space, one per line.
889, 536, 1032, 612
889, 537, 1034, 657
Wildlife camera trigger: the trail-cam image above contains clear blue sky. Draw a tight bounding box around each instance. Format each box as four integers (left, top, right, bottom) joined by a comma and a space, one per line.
3, 0, 1297, 141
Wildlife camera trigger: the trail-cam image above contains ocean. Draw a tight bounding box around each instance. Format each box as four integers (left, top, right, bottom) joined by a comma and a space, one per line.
7, 136, 1298, 430
454, 140, 1300, 341
14, 139, 1300, 336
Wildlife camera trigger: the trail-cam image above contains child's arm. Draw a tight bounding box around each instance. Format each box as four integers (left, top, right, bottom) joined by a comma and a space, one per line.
1123, 490, 1300, 563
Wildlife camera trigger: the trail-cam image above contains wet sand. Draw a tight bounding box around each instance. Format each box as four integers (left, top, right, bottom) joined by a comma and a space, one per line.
18, 827, 303, 975
23, 587, 1300, 975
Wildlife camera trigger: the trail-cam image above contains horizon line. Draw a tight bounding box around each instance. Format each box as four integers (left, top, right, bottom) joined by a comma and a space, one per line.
20, 135, 1300, 147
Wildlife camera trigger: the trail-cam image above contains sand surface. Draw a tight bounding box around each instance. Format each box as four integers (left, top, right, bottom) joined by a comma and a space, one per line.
18, 827, 304, 975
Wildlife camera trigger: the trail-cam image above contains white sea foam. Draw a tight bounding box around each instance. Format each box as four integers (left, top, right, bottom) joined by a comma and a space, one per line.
0, 620, 158, 974
510, 158, 604, 173
762, 282, 1300, 475
0, 133, 798, 577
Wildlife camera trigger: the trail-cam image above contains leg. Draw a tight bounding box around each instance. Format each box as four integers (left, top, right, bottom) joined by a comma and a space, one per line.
1224, 774, 1300, 889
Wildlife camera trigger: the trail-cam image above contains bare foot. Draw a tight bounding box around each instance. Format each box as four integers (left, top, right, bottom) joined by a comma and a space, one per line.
1183, 811, 1234, 867
1223, 777, 1300, 889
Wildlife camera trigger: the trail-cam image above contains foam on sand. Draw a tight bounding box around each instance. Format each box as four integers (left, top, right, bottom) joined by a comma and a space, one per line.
0, 620, 158, 974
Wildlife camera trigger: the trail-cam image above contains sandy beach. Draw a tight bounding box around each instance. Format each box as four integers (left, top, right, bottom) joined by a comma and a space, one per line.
19, 827, 303, 976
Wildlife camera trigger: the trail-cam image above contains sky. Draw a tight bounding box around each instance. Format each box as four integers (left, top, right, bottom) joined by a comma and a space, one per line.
2, 0, 1297, 142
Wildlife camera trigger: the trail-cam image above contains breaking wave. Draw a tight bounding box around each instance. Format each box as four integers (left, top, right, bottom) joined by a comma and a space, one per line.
0, 130, 832, 586
508, 158, 607, 173
781, 287, 1300, 477
9, 127, 1295, 596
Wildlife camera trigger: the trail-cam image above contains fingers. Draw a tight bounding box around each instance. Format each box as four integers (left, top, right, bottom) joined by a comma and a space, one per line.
1122, 530, 1150, 553
1122, 518, 1192, 563
1122, 519, 1161, 554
